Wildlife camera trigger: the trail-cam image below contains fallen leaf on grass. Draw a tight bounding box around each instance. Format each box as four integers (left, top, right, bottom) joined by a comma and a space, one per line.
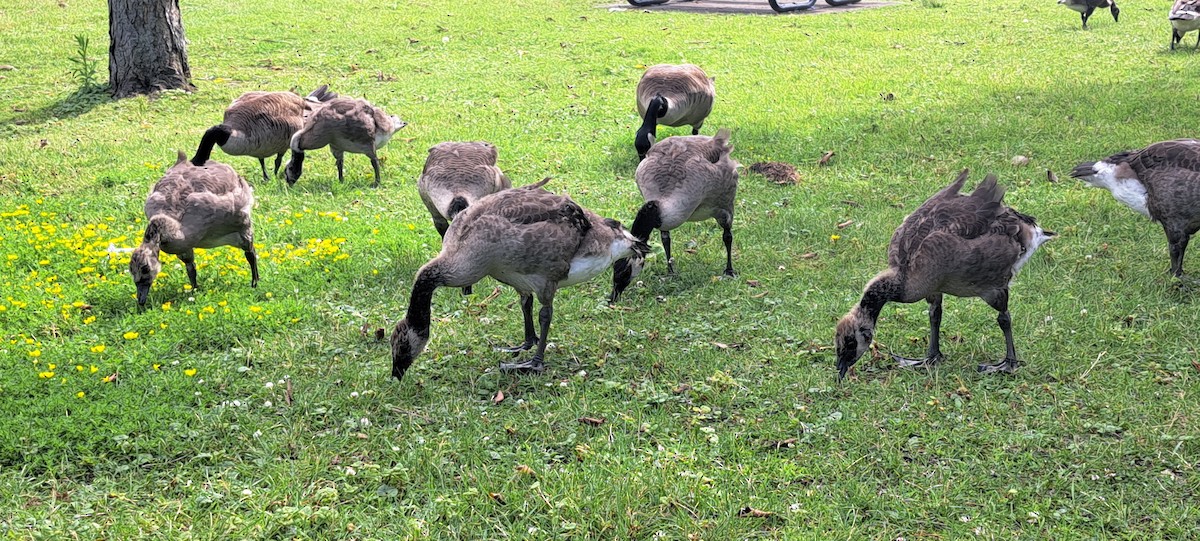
285, 379, 294, 406
746, 279, 761, 287
1047, 169, 1058, 183
738, 506, 774, 518
800, 252, 818, 259
818, 151, 836, 166
577, 416, 605, 426
360, 322, 371, 337
488, 492, 506, 504
748, 162, 800, 185
1191, 360, 1200, 373
836, 219, 854, 229
492, 390, 505, 404
763, 438, 798, 450
375, 328, 385, 341
712, 342, 744, 350
514, 464, 535, 476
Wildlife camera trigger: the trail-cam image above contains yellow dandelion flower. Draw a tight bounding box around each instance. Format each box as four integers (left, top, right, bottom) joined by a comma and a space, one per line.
265, 292, 273, 299
90, 344, 106, 353
28, 349, 41, 358
160, 322, 168, 329
75, 365, 83, 372
83, 315, 96, 324
218, 300, 228, 307
76, 391, 85, 398
406, 223, 416, 231
830, 234, 841, 242
89, 365, 98, 373
6, 254, 17, 261
47, 364, 56, 370
38, 371, 54, 379
102, 373, 117, 383
184, 368, 197, 377
153, 364, 161, 371
123, 331, 139, 340
161, 301, 172, 311
249, 306, 263, 313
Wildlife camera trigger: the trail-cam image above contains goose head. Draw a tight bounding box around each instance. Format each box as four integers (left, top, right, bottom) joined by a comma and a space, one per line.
635, 95, 668, 160
391, 318, 430, 381
129, 245, 162, 308
376, 115, 407, 149
834, 308, 875, 380
1071, 160, 1151, 219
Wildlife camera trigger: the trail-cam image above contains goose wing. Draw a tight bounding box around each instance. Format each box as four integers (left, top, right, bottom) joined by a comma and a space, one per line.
889, 172, 1005, 270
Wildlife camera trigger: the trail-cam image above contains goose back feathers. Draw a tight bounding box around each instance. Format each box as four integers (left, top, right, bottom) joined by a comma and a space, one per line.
634, 64, 715, 160
284, 97, 406, 187
1072, 139, 1200, 277
610, 128, 738, 302
131, 151, 259, 307
417, 141, 512, 237
193, 85, 336, 181
834, 170, 1054, 379
391, 181, 649, 381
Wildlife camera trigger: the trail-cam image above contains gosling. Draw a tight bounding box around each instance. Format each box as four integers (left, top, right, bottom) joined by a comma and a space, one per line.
283, 97, 406, 187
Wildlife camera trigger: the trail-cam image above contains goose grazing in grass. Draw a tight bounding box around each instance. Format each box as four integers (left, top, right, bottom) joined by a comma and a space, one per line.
1071, 139, 1200, 277
1170, 0, 1200, 49
1058, 0, 1119, 29
390, 179, 650, 381
131, 149, 258, 308
834, 170, 1055, 379
635, 64, 715, 160
193, 85, 337, 182
609, 128, 738, 303
283, 97, 406, 187
417, 141, 512, 295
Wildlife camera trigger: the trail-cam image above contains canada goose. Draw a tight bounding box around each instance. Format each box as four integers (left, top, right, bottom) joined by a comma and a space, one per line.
418, 141, 512, 295
609, 128, 738, 303
1058, 0, 1119, 29
834, 170, 1055, 379
390, 180, 649, 381
1071, 139, 1200, 277
635, 64, 715, 160
1170, 0, 1200, 49
192, 85, 337, 182
283, 97, 406, 187
130, 149, 258, 308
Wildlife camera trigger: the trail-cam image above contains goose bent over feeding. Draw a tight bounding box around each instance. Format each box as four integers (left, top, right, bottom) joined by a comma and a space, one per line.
1072, 139, 1200, 277
1058, 0, 1119, 29
634, 64, 715, 160
390, 180, 649, 382
834, 170, 1055, 379
610, 128, 738, 303
283, 97, 406, 187
193, 85, 337, 182
1170, 0, 1200, 49
417, 141, 512, 295
130, 149, 258, 308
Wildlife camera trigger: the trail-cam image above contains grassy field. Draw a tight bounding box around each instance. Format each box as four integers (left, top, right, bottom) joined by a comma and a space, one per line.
1, 0, 1198, 538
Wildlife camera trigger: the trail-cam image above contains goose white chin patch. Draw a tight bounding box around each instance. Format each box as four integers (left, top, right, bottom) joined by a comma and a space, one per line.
1011, 226, 1055, 282
1085, 162, 1150, 219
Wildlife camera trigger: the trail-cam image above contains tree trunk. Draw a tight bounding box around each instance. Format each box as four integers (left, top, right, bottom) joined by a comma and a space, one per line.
108, 0, 195, 99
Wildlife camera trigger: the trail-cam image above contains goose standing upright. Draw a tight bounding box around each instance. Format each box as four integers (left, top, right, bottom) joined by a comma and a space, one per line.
1170, 0, 1200, 49
284, 97, 406, 187
834, 170, 1055, 379
634, 64, 715, 160
610, 128, 738, 303
1071, 139, 1200, 277
390, 180, 649, 382
417, 141, 512, 295
130, 148, 259, 307
1058, 0, 1119, 29
193, 85, 337, 182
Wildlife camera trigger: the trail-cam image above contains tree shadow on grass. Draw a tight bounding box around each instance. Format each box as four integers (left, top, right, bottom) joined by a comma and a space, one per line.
0, 86, 113, 128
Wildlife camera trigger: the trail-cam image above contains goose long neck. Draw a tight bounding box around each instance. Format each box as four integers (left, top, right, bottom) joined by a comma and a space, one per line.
630, 200, 663, 241
635, 96, 666, 158
404, 263, 446, 336
857, 270, 902, 323
192, 125, 231, 166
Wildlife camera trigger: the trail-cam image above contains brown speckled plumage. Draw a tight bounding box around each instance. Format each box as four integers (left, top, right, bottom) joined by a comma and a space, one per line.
417, 141, 512, 238
1072, 139, 1200, 277
634, 64, 715, 159
834, 170, 1054, 379
130, 151, 258, 307
390, 182, 649, 381
749, 161, 800, 185
284, 97, 406, 187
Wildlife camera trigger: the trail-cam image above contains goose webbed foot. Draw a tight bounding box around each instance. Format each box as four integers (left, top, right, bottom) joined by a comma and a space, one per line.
461, 285, 473, 296
891, 352, 944, 369
499, 356, 545, 374
496, 338, 538, 354
721, 268, 737, 278
978, 357, 1021, 374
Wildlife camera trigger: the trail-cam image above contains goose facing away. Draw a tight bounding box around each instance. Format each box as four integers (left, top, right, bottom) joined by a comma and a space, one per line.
1071, 139, 1200, 277
834, 170, 1055, 379
192, 85, 337, 182
610, 128, 738, 303
1170, 0, 1200, 49
283, 97, 406, 187
390, 180, 650, 381
131, 150, 258, 307
417, 141, 513, 295
635, 64, 715, 160
1058, 0, 1119, 29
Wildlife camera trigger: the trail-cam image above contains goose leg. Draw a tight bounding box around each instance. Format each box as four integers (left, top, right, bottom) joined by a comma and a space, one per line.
257, 158, 270, 183
715, 210, 736, 277
497, 293, 538, 353
272, 153, 285, 178
662, 229, 675, 274
244, 239, 259, 288
1165, 228, 1190, 278
332, 149, 345, 183
367, 149, 382, 188
891, 294, 945, 369
179, 249, 199, 291
501, 294, 552, 373
1081, 7, 1093, 29
1172, 29, 1182, 50
978, 289, 1021, 374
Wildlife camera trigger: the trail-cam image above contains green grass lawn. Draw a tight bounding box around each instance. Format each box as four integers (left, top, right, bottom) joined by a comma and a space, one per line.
1, 0, 1197, 538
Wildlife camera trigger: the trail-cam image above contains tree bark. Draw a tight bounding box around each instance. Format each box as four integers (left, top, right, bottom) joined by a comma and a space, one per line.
108, 0, 195, 99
